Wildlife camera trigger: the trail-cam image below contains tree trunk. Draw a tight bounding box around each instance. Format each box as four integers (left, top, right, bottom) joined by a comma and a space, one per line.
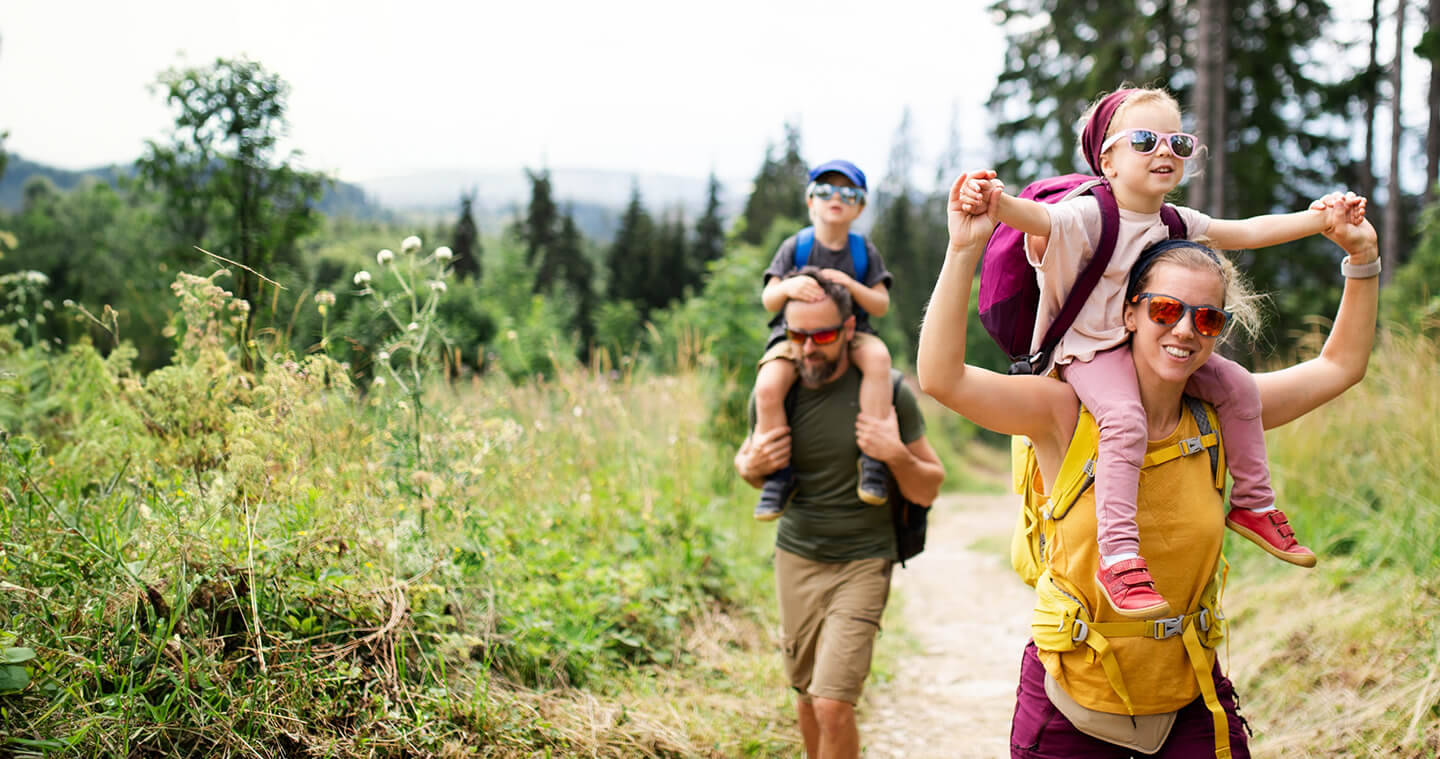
1208, 0, 1229, 217
1363, 0, 1381, 203
1427, 0, 1439, 204
1384, 0, 1406, 284
1191, 0, 1218, 213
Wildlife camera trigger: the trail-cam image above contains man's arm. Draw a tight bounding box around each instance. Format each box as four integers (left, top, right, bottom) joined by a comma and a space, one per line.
734, 426, 791, 489
855, 412, 945, 506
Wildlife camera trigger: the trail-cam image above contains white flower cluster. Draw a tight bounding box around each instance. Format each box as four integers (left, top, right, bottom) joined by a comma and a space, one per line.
377, 249, 395, 265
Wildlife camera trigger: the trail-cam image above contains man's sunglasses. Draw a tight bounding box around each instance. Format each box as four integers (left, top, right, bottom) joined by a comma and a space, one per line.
1130, 293, 1231, 337
785, 324, 845, 346
808, 183, 866, 206
1100, 128, 1199, 159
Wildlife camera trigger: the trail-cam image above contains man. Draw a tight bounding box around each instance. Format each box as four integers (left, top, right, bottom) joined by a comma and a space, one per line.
734, 267, 946, 759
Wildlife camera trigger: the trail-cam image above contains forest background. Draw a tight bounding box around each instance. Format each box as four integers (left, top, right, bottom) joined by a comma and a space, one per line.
2, 0, 1439, 756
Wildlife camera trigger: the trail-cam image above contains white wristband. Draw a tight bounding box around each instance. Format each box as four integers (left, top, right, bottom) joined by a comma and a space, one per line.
1341, 255, 1381, 279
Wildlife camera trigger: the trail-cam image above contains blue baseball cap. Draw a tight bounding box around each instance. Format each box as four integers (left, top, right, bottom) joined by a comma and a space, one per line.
808, 159, 867, 191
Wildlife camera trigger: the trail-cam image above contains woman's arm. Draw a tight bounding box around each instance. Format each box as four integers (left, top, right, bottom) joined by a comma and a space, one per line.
1254, 212, 1379, 428
916, 174, 1076, 445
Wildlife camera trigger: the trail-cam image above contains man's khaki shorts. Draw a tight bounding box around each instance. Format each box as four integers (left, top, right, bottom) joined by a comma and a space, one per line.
774, 546, 893, 704
758, 330, 884, 368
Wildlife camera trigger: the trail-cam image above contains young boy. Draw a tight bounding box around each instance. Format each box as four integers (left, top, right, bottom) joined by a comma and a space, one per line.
753, 159, 898, 520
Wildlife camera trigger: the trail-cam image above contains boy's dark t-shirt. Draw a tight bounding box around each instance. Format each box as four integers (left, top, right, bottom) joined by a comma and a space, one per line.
764, 232, 893, 345
746, 365, 925, 562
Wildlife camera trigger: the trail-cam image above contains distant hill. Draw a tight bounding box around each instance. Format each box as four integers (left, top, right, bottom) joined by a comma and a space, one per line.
356, 167, 748, 242
0, 153, 392, 221
1, 156, 749, 244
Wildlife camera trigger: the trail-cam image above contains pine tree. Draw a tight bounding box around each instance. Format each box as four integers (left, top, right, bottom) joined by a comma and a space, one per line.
607, 183, 657, 310
553, 206, 595, 358
739, 122, 808, 245
652, 209, 689, 310
693, 172, 726, 276
451, 189, 482, 281
519, 168, 559, 292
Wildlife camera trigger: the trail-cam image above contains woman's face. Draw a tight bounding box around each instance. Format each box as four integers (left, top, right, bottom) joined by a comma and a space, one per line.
1123, 261, 1227, 385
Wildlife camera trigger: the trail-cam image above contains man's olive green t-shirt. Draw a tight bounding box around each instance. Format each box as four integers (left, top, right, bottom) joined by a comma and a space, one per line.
748, 366, 926, 562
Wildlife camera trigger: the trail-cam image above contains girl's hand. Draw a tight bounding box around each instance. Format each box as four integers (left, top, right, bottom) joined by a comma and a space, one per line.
958, 170, 1003, 215
786, 275, 826, 303
947, 172, 1000, 252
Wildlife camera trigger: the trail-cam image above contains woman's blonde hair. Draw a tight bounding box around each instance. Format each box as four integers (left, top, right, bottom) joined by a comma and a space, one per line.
1127, 239, 1263, 343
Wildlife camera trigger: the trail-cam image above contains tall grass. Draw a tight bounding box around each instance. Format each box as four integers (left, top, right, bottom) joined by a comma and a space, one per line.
0, 305, 795, 756
1225, 327, 1440, 757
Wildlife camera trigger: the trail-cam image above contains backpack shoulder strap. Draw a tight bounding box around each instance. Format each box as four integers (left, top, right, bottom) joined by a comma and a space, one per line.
1033, 181, 1121, 367
1160, 204, 1188, 240
795, 226, 815, 269
795, 227, 870, 283
849, 233, 869, 283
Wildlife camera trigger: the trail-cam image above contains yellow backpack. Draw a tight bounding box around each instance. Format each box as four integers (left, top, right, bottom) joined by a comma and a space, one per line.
1009, 396, 1236, 759
1009, 395, 1225, 587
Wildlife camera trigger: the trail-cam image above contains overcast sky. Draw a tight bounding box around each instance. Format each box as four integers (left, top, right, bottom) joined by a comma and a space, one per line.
0, 0, 1428, 193
0, 0, 1009, 191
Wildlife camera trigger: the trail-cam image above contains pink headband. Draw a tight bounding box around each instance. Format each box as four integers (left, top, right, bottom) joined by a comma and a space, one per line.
1082, 89, 1137, 175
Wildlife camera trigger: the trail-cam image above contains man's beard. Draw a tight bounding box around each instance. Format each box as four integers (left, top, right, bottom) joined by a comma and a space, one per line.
797, 351, 841, 384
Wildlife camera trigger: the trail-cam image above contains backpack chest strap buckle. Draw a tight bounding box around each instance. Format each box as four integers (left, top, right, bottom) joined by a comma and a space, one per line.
1179, 436, 1204, 456
1151, 616, 1185, 640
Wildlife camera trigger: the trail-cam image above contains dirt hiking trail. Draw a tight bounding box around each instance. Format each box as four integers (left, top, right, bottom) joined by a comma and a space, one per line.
860, 492, 1034, 758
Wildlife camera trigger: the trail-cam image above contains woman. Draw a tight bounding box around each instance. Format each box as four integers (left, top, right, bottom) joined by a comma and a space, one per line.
917, 173, 1379, 758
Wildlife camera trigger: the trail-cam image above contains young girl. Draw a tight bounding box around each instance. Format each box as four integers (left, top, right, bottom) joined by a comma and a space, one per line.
961, 87, 1366, 618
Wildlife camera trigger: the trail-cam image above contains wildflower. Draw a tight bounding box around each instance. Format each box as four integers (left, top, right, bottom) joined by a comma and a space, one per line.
428, 280, 447, 293
42, 300, 53, 310
24, 271, 48, 286
506, 329, 518, 341
62, 299, 75, 308
377, 350, 390, 361
354, 270, 372, 286
572, 405, 583, 418
377, 249, 395, 265
314, 290, 336, 307
372, 376, 387, 388
434, 246, 453, 261
402, 236, 422, 254
407, 322, 419, 332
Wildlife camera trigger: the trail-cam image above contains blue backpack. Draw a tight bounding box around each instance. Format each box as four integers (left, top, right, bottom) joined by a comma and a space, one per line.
795, 226, 869, 283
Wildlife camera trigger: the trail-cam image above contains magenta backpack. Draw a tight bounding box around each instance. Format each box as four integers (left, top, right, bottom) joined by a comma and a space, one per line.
978, 174, 1186, 375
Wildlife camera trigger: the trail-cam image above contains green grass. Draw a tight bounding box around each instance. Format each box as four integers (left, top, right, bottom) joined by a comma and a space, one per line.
0, 323, 797, 757
1223, 327, 1440, 757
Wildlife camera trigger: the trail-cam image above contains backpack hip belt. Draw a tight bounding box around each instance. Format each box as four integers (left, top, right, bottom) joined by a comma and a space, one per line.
1032, 565, 1232, 758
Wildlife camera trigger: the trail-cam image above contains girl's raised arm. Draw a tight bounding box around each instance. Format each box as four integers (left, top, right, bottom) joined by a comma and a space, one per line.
917, 174, 1075, 445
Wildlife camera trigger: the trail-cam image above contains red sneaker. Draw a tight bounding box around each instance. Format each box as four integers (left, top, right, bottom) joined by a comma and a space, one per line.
1096, 558, 1173, 619
1226, 508, 1317, 568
